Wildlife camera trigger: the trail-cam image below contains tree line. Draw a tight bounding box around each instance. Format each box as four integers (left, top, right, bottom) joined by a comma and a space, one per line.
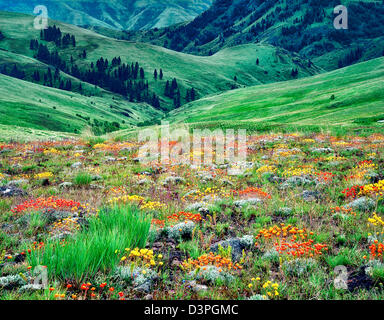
39, 25, 76, 47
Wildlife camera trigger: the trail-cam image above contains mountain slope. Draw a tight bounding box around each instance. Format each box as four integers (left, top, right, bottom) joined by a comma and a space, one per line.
126, 0, 384, 71
0, 72, 162, 133
0, 11, 321, 112
0, 0, 213, 30
167, 57, 384, 127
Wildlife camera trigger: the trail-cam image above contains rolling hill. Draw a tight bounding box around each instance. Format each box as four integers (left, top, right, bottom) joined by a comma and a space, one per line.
0, 0, 213, 30
167, 57, 384, 129
0, 11, 321, 113
125, 0, 384, 71
0, 72, 162, 134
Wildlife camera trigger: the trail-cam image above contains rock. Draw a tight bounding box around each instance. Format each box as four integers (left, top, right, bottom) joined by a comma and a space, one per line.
18, 284, 44, 293
367, 172, 379, 183
282, 258, 317, 277
185, 202, 211, 216
262, 249, 280, 263
301, 190, 322, 202
365, 260, 384, 277
50, 231, 73, 241
105, 157, 116, 162
187, 280, 208, 293
276, 207, 293, 217
7, 179, 29, 186
210, 235, 254, 262
221, 179, 234, 187
59, 182, 73, 189
286, 176, 314, 186
71, 162, 82, 169
0, 185, 27, 197
91, 175, 102, 181
167, 221, 196, 241
0, 274, 27, 290
249, 294, 268, 300
346, 197, 375, 211
1, 223, 13, 232
311, 147, 334, 154
43, 209, 72, 223
188, 266, 234, 284
90, 184, 104, 190
198, 173, 214, 182
268, 175, 284, 184
137, 178, 150, 185
233, 198, 262, 208
115, 267, 158, 293
202, 195, 222, 203
14, 253, 25, 263
162, 176, 185, 186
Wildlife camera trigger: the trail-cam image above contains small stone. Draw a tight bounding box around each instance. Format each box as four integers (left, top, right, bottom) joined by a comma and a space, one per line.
210, 235, 254, 262
0, 186, 27, 197
59, 182, 73, 189
233, 198, 262, 208
301, 190, 322, 202
7, 179, 29, 186
71, 162, 82, 169
346, 197, 375, 211
188, 280, 208, 293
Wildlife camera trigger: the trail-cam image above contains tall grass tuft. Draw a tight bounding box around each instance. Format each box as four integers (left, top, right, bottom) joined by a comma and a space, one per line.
27, 205, 151, 283
73, 172, 92, 186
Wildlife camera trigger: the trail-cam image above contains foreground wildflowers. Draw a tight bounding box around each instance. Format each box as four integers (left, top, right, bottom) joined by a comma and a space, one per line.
0, 132, 383, 300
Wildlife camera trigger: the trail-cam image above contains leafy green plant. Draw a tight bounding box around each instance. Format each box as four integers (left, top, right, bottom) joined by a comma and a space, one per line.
178, 239, 202, 260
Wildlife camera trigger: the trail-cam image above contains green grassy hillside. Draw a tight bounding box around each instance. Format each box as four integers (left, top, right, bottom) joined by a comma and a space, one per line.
125, 0, 384, 71
0, 73, 162, 133
0, 11, 321, 111
167, 57, 384, 129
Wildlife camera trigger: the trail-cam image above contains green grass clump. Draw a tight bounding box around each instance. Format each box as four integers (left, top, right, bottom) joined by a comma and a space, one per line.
27, 205, 151, 282
73, 172, 93, 186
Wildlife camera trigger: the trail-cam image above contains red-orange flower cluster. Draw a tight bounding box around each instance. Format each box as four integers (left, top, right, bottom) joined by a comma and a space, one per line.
152, 211, 202, 228
232, 187, 271, 199
331, 206, 357, 216
342, 185, 364, 199
11, 197, 83, 215
182, 252, 242, 271
314, 171, 335, 183
274, 239, 328, 258
369, 240, 384, 260
255, 224, 311, 242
